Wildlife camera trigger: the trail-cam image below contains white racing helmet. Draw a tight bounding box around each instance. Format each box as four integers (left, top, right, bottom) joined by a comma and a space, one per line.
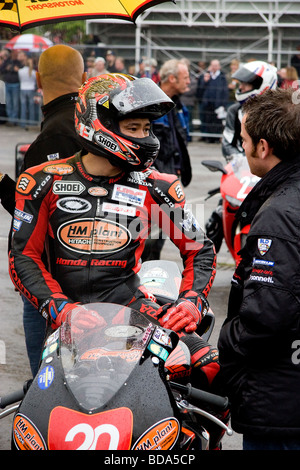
233, 60, 278, 103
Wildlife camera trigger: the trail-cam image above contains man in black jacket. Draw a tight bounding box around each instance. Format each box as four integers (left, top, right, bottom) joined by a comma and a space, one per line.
152, 59, 192, 187
142, 59, 192, 260
218, 88, 300, 450
0, 44, 86, 376
23, 45, 86, 169
196, 59, 228, 142
205, 61, 278, 253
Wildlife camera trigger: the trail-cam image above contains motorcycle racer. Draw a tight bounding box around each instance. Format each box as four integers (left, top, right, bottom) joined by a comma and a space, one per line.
222, 60, 278, 161
9, 74, 219, 392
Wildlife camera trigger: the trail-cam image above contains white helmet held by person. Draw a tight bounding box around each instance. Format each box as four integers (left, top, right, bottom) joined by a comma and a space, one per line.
233, 60, 278, 103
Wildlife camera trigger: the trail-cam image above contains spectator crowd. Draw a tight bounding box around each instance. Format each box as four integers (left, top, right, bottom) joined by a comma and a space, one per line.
0, 39, 299, 140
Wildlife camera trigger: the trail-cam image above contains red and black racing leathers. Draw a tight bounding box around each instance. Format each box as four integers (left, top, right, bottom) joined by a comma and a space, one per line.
9, 151, 219, 390
9, 151, 216, 318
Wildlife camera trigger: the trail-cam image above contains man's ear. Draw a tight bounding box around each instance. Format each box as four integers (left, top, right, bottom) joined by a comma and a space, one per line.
36, 71, 42, 89
81, 71, 87, 84
169, 74, 177, 84
258, 138, 272, 160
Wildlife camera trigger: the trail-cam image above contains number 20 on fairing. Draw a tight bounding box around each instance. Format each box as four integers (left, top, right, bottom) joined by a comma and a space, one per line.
48, 407, 133, 450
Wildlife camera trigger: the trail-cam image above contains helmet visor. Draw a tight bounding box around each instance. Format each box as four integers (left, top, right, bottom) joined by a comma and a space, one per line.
111, 77, 175, 120
232, 67, 263, 89
232, 67, 257, 83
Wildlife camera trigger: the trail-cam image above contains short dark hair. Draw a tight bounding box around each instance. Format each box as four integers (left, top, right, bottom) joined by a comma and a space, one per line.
243, 87, 300, 160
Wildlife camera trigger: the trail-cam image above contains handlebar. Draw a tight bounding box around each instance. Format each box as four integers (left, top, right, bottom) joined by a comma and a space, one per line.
170, 381, 229, 411
0, 389, 25, 409
0, 380, 32, 409
205, 187, 220, 200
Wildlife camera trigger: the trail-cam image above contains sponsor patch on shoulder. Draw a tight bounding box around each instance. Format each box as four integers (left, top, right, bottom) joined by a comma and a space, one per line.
16, 173, 36, 195
168, 180, 185, 202
257, 238, 272, 256
43, 163, 74, 175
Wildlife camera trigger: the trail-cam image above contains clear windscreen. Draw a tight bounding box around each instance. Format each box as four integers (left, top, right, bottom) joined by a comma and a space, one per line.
60, 303, 154, 411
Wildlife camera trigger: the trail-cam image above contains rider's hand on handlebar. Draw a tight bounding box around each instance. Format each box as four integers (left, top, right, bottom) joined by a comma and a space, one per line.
55, 303, 106, 334
157, 299, 203, 333
71, 305, 107, 335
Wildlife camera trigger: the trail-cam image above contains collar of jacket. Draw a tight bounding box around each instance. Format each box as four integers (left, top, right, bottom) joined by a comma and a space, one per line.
236, 157, 300, 225
172, 94, 183, 109
41, 92, 78, 117
71, 151, 126, 184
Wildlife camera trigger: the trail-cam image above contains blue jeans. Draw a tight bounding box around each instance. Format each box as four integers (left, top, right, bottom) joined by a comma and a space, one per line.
22, 296, 46, 377
243, 435, 300, 450
20, 89, 36, 127
5, 82, 20, 123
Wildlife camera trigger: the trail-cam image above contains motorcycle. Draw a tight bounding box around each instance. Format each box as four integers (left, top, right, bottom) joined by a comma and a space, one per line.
202, 155, 260, 265
15, 143, 30, 179
0, 261, 231, 451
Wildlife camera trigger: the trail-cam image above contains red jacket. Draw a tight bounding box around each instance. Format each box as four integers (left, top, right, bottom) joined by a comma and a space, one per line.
9, 152, 216, 321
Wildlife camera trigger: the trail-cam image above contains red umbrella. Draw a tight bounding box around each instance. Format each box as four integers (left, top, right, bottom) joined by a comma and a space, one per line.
5, 34, 53, 52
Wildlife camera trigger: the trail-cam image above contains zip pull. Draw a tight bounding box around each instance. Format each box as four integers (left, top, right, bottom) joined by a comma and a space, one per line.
96, 198, 102, 217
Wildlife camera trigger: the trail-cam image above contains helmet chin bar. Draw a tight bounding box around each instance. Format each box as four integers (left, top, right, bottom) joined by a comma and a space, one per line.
96, 129, 144, 166
78, 134, 157, 173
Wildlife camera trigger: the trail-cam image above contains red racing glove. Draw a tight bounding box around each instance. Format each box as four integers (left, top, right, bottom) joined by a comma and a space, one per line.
54, 302, 79, 328
157, 299, 203, 333
66, 305, 107, 335
56, 304, 106, 332
44, 296, 106, 332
